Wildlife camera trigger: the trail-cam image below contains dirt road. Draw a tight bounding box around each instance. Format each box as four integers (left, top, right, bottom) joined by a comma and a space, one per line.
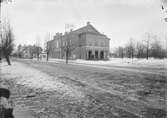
1, 60, 166, 118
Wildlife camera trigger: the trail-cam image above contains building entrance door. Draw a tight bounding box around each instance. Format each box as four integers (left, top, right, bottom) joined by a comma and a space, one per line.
95, 51, 98, 59
88, 50, 92, 60
100, 51, 104, 59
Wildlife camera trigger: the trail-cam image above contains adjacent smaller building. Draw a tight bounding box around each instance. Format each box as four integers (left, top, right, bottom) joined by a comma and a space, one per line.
39, 52, 47, 60
47, 22, 110, 60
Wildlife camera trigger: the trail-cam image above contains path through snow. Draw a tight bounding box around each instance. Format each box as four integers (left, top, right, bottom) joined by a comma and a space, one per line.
1, 62, 84, 100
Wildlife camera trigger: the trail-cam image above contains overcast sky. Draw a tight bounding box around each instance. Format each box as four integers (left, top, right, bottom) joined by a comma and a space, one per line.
2, 0, 167, 50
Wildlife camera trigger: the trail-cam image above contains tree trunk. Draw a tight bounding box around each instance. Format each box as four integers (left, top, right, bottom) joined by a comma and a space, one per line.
146, 48, 149, 60
46, 55, 48, 61
146, 40, 149, 60
121, 51, 124, 59
5, 55, 11, 65
47, 52, 49, 61
66, 50, 68, 64
37, 53, 39, 61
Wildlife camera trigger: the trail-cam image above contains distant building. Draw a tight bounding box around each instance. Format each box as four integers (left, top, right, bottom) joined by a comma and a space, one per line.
47, 22, 110, 60
22, 47, 32, 59
39, 52, 47, 60
17, 45, 42, 59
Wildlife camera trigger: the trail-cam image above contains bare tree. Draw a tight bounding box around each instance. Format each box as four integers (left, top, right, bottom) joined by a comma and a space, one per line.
35, 35, 41, 60
125, 38, 135, 59
136, 41, 145, 58
150, 35, 165, 58
1, 22, 14, 65
0, 0, 13, 63
17, 44, 23, 58
63, 24, 75, 64
117, 46, 124, 59
143, 33, 152, 60
130, 38, 135, 59
44, 33, 51, 61
62, 33, 76, 64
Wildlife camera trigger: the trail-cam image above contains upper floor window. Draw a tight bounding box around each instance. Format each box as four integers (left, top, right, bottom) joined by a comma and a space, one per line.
101, 42, 104, 47
95, 41, 98, 46
88, 42, 92, 46
56, 41, 59, 48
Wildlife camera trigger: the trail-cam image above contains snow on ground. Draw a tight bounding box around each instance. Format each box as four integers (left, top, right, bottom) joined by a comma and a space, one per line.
48, 58, 167, 67
77, 58, 167, 66
1, 62, 84, 100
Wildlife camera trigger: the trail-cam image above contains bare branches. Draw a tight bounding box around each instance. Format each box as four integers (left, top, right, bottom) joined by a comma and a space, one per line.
44, 32, 51, 61
113, 33, 167, 59
1, 22, 14, 65
124, 38, 135, 59
61, 32, 77, 64
143, 32, 151, 60
35, 35, 41, 60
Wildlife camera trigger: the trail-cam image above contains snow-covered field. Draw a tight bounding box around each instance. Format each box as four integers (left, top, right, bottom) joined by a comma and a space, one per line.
43, 58, 167, 67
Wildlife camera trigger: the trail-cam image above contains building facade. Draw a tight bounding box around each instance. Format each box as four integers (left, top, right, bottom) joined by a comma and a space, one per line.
47, 22, 110, 60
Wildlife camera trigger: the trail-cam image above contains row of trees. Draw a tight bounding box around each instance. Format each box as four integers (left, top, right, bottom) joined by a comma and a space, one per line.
113, 33, 167, 59
14, 44, 42, 59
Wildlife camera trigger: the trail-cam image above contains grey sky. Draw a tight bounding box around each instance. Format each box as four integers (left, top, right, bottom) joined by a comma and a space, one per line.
2, 0, 167, 50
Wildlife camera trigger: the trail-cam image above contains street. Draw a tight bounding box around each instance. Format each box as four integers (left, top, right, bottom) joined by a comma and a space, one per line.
1, 59, 167, 118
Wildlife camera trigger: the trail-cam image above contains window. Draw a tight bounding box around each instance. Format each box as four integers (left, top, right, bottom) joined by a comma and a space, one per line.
95, 41, 98, 46
56, 41, 59, 48
101, 42, 104, 47
88, 42, 92, 46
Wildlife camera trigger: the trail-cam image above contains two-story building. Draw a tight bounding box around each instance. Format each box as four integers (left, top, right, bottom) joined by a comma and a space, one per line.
47, 22, 110, 60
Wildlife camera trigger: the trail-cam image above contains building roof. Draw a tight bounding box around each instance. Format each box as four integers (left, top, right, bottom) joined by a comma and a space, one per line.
50, 22, 110, 42
68, 22, 110, 39
72, 22, 101, 35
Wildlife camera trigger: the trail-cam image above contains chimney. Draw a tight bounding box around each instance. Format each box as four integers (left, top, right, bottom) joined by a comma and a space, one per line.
87, 21, 90, 25
56, 33, 59, 36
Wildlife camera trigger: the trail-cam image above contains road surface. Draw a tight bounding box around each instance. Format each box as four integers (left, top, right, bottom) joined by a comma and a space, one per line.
1, 59, 167, 118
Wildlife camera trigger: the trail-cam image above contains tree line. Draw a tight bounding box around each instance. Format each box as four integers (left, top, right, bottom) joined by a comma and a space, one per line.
112, 33, 167, 59
13, 44, 42, 59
